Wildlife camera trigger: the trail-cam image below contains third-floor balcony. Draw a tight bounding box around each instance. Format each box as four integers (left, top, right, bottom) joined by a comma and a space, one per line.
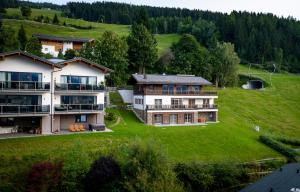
146, 104, 218, 110
0, 81, 50, 92
54, 104, 104, 113
55, 83, 105, 92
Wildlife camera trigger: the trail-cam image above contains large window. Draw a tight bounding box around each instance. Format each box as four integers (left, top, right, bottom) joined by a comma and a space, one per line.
162, 85, 174, 94
0, 72, 42, 82
171, 98, 182, 108
184, 114, 193, 123
176, 85, 188, 94
61, 75, 97, 85
61, 96, 96, 104
75, 115, 87, 123
0, 95, 41, 105
154, 114, 163, 124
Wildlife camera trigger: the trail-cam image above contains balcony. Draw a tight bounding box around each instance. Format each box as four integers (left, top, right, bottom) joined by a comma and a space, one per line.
0, 81, 50, 92
55, 83, 105, 92
0, 105, 50, 116
146, 104, 218, 110
54, 104, 104, 113
136, 90, 217, 96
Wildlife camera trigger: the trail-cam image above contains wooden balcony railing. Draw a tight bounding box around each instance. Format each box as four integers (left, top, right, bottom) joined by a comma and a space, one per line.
0, 105, 50, 115
0, 81, 50, 92
135, 90, 217, 96
55, 83, 105, 92
146, 104, 218, 110
54, 104, 104, 112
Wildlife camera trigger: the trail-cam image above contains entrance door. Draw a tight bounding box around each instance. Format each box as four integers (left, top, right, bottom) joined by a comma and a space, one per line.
154, 114, 163, 124
169, 114, 178, 124
184, 113, 193, 124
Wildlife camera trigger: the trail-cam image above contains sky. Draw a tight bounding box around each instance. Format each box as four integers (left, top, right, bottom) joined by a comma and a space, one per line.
30, 0, 300, 20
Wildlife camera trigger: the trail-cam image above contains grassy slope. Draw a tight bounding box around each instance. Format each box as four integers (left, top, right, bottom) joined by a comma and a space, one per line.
3, 8, 180, 55
1, 67, 299, 162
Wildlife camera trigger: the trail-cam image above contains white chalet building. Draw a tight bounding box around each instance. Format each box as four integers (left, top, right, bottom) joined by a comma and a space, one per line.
0, 51, 112, 134
132, 74, 218, 125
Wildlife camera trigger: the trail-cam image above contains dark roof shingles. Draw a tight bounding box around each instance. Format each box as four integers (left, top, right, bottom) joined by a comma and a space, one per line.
32, 34, 93, 43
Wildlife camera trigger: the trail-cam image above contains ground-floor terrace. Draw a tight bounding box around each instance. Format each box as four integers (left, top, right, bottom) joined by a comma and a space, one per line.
134, 109, 218, 125
0, 113, 105, 135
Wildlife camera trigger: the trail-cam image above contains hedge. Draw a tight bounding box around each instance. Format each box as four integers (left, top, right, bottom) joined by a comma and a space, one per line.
259, 136, 298, 161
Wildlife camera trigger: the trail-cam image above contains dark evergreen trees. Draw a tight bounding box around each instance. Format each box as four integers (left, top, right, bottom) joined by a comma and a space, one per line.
0, 22, 18, 52
25, 37, 42, 57
52, 14, 59, 25
64, 49, 76, 59
20, 6, 31, 18
18, 25, 27, 51
127, 24, 158, 74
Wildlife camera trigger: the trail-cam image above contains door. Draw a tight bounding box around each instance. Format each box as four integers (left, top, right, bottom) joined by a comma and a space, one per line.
154, 114, 163, 124
171, 98, 182, 109
203, 99, 210, 108
154, 99, 162, 109
184, 113, 193, 124
169, 114, 178, 124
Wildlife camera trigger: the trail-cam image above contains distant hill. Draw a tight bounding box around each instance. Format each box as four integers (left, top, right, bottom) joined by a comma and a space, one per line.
3, 8, 180, 55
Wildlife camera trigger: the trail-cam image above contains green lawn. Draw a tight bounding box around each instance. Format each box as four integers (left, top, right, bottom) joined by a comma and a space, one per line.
3, 8, 180, 55
1, 67, 299, 162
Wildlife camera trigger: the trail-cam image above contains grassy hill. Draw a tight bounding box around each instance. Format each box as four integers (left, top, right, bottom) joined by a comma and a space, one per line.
0, 66, 299, 162
3, 8, 180, 55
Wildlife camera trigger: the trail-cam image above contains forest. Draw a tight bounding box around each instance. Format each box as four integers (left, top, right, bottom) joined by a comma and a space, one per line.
1, 0, 300, 73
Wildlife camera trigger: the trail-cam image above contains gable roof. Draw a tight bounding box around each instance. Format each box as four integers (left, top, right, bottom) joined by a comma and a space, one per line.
132, 74, 212, 85
0, 50, 58, 67
57, 57, 113, 74
240, 163, 300, 192
32, 34, 94, 43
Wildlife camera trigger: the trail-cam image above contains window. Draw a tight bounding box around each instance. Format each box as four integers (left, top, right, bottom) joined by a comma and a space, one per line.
169, 114, 178, 124
75, 115, 87, 123
45, 48, 48, 51
61, 75, 97, 85
0, 95, 41, 105
176, 85, 188, 94
203, 99, 210, 108
135, 98, 143, 105
61, 96, 96, 104
154, 114, 163, 124
184, 114, 193, 123
0, 72, 42, 82
171, 98, 182, 108
162, 85, 174, 94
155, 99, 162, 108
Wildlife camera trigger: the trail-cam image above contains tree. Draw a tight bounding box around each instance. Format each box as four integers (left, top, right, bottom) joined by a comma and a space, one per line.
20, 6, 31, 18
85, 156, 121, 192
79, 42, 93, 60
18, 25, 27, 51
127, 24, 158, 74
52, 14, 59, 25
169, 34, 211, 79
135, 8, 150, 30
0, 24, 18, 52
25, 37, 42, 57
211, 42, 240, 87
57, 50, 64, 59
64, 49, 76, 59
93, 31, 129, 86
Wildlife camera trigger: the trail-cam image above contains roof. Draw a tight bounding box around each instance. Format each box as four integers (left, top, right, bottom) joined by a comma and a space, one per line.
0, 51, 112, 74
132, 74, 212, 85
32, 34, 94, 43
240, 163, 300, 192
57, 57, 113, 74
0, 50, 57, 67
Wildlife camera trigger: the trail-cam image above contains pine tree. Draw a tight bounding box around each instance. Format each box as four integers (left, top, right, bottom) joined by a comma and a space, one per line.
52, 14, 59, 25
25, 37, 42, 57
18, 25, 27, 51
57, 50, 64, 59
64, 49, 76, 59
127, 24, 157, 74
20, 6, 31, 18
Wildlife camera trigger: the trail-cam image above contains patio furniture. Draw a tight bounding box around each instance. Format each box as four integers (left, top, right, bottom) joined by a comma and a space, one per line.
69, 124, 76, 132
79, 124, 85, 131
89, 124, 106, 131
74, 124, 80, 132
11, 126, 18, 133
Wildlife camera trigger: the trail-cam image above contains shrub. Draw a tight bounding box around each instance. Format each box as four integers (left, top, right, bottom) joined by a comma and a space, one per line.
259, 135, 298, 161
122, 142, 184, 192
105, 112, 116, 122
273, 136, 300, 146
85, 156, 121, 192
26, 161, 63, 192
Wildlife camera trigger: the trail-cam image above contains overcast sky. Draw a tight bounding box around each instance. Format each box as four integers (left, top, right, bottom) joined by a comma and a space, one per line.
29, 0, 300, 20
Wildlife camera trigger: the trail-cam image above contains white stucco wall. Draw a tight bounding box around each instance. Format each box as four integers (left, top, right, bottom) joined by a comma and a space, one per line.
118, 89, 134, 104
62, 42, 73, 54
144, 95, 217, 106
42, 45, 58, 57
133, 95, 144, 110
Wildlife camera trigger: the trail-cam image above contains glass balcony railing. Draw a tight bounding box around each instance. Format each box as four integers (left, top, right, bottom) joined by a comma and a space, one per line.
55, 83, 105, 92
54, 104, 104, 112
0, 81, 50, 91
0, 105, 50, 115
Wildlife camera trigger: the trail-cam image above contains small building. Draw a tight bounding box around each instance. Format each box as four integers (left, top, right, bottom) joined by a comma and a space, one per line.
132, 74, 218, 125
0, 50, 112, 134
32, 34, 94, 57
240, 163, 300, 192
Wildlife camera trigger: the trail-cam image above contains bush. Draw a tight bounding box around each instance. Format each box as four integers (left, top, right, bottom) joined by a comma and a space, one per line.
105, 112, 116, 122
259, 135, 298, 161
26, 161, 63, 192
122, 142, 184, 192
85, 156, 121, 192
274, 136, 300, 146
